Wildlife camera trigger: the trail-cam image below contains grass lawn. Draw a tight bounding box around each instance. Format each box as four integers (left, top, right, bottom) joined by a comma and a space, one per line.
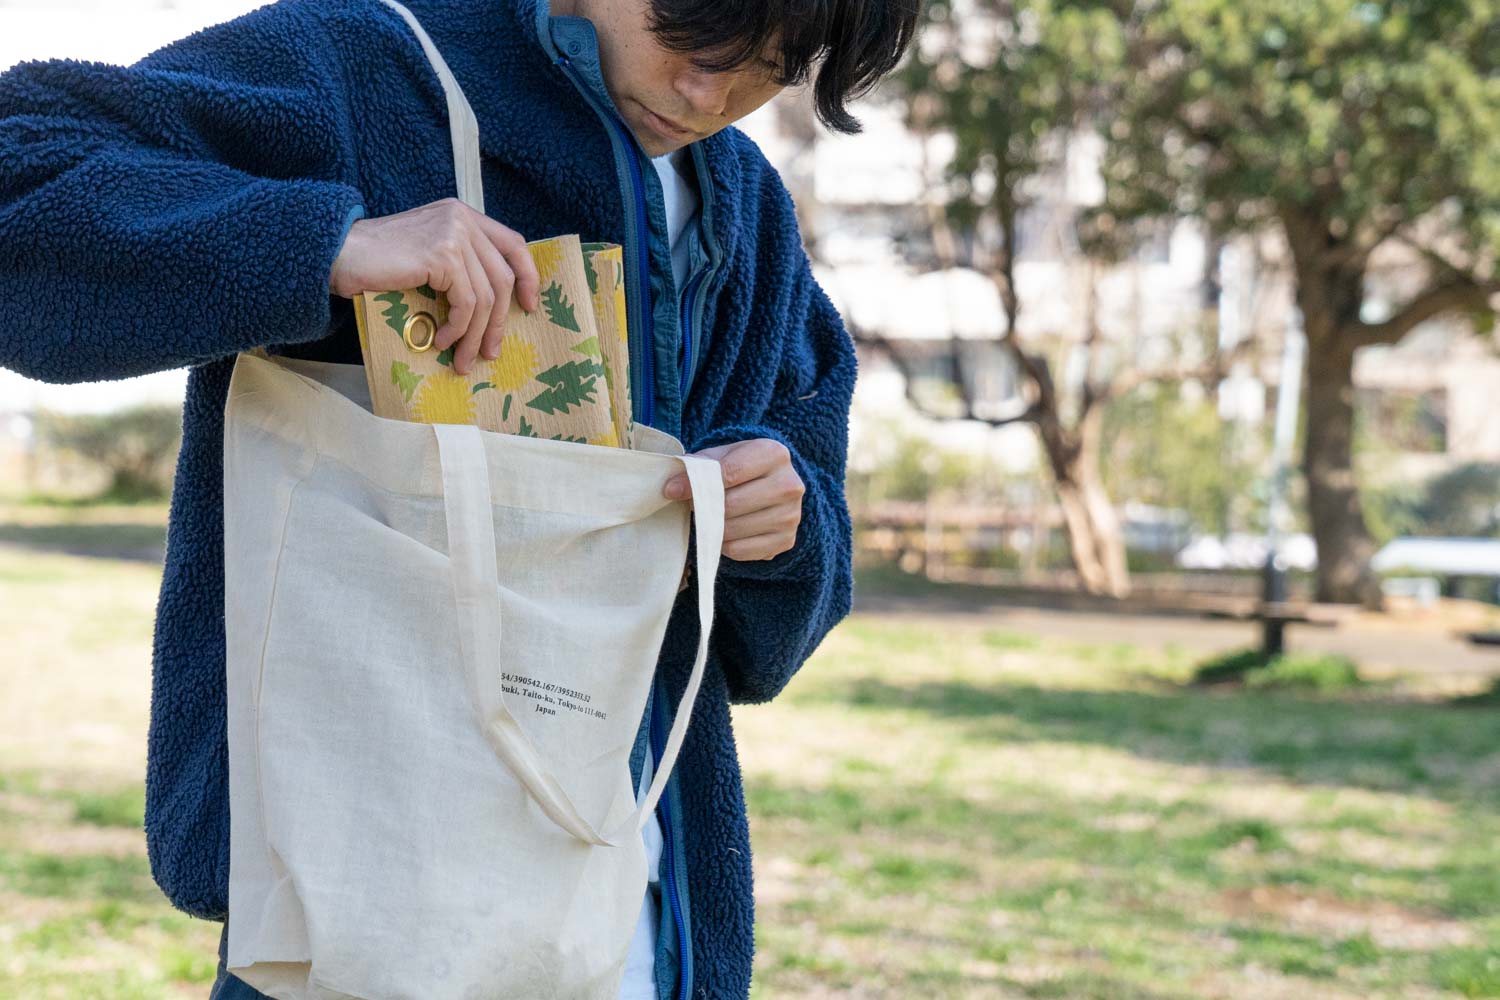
1, 542, 1497, 998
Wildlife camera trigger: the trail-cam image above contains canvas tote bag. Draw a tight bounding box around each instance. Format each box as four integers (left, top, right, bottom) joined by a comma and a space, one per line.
221, 4, 725, 997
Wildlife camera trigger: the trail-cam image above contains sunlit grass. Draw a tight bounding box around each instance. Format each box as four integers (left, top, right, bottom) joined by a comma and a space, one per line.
1, 543, 1497, 999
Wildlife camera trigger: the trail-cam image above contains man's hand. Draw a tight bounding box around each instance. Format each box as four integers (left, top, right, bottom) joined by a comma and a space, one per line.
328, 198, 542, 376
664, 439, 805, 562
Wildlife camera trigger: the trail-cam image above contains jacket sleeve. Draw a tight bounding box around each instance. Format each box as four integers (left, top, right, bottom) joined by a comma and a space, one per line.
0, 0, 366, 384
689, 243, 857, 705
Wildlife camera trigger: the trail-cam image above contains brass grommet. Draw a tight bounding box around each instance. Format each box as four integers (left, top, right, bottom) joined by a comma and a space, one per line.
403, 311, 437, 353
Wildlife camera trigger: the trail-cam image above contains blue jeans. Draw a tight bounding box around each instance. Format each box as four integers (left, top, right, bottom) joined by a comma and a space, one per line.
208, 922, 270, 999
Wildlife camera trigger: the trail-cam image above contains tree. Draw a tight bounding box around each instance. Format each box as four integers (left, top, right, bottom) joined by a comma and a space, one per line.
1072, 0, 1500, 604
874, 0, 1247, 597
33, 404, 182, 501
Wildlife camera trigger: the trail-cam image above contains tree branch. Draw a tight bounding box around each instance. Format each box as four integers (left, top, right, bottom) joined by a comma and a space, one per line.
848, 320, 1041, 429
1100, 333, 1258, 402
1358, 275, 1495, 346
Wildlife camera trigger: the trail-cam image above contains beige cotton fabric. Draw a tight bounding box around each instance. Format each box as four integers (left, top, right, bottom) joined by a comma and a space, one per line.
222, 349, 723, 1000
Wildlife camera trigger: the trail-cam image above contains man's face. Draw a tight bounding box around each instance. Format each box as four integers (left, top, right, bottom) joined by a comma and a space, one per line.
559, 0, 788, 157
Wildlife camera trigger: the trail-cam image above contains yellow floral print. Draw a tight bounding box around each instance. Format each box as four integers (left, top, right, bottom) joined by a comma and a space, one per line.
414, 372, 476, 425
529, 240, 565, 286
587, 427, 621, 448
486, 336, 540, 393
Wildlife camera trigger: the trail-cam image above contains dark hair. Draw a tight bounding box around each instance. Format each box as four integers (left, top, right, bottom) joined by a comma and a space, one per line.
646, 0, 922, 134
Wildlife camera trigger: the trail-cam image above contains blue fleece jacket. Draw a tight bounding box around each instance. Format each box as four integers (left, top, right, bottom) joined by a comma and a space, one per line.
0, 1, 855, 996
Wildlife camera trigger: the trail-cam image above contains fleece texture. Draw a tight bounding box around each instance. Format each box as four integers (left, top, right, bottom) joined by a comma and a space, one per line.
0, 0, 855, 996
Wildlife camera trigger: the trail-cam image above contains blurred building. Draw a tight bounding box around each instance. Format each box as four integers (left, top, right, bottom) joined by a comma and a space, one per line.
736, 90, 1500, 489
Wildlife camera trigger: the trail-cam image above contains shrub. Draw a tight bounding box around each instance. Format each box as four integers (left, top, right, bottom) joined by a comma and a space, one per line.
1192, 648, 1365, 692
32, 404, 182, 502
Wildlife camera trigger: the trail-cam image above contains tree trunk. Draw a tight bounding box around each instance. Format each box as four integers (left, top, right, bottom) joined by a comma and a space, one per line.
1282, 208, 1384, 609
1038, 414, 1131, 598
1301, 327, 1383, 607
1056, 467, 1130, 598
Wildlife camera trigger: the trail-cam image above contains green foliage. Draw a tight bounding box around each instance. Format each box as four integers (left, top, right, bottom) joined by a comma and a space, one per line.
900, 0, 1499, 285
1105, 2, 1498, 254
470, 381, 494, 394
525, 359, 604, 415
32, 405, 182, 502
1414, 463, 1500, 537
436, 345, 455, 367
390, 361, 423, 402
571, 336, 602, 359
516, 414, 539, 438
1102, 387, 1266, 536
540, 282, 580, 333
1191, 648, 1269, 685
413, 283, 440, 301
1366, 462, 1500, 543
1192, 647, 1365, 692
1246, 653, 1364, 692
849, 416, 1022, 505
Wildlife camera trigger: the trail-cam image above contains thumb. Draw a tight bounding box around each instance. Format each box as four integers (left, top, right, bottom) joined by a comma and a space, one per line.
688, 443, 737, 463
664, 443, 736, 500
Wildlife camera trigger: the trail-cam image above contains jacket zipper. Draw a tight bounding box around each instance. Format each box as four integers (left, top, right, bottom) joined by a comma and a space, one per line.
554, 50, 688, 1000
553, 53, 655, 429
678, 269, 706, 398
650, 683, 691, 1000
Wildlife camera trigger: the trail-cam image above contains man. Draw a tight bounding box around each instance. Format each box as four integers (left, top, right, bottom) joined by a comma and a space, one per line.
0, 0, 920, 996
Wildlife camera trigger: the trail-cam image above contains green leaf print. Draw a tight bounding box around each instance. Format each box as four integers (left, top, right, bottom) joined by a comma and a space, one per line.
414, 283, 441, 301
571, 336, 602, 359
471, 381, 494, 394
540, 282, 580, 333
375, 291, 408, 336
549, 434, 589, 444
525, 359, 604, 415
582, 252, 599, 295
437, 345, 455, 367
517, 414, 540, 438
502, 394, 513, 422
391, 361, 423, 402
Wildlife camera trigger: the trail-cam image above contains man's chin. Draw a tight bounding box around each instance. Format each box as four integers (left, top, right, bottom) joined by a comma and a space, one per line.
635, 133, 682, 158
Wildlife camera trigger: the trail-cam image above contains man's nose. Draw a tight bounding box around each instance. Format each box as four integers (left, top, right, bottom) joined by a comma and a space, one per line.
674, 66, 732, 120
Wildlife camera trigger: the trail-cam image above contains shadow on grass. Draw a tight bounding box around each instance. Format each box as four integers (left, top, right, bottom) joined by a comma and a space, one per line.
0, 523, 165, 562
748, 766, 1500, 926
803, 678, 1500, 805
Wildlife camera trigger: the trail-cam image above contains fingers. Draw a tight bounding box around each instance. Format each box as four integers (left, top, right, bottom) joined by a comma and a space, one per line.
662, 441, 801, 503
432, 236, 476, 363
722, 469, 804, 520
722, 502, 799, 542
724, 532, 794, 562
465, 237, 517, 372
473, 213, 541, 314
714, 440, 787, 490
451, 242, 494, 376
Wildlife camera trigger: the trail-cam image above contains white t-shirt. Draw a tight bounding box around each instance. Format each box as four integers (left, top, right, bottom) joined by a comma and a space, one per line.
617, 144, 699, 1000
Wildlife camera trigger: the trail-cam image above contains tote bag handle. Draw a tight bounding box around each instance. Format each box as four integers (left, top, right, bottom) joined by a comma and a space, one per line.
378, 0, 485, 213
435, 423, 724, 847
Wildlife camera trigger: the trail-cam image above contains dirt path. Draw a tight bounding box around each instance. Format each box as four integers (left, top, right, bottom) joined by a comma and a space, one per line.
853, 587, 1500, 677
